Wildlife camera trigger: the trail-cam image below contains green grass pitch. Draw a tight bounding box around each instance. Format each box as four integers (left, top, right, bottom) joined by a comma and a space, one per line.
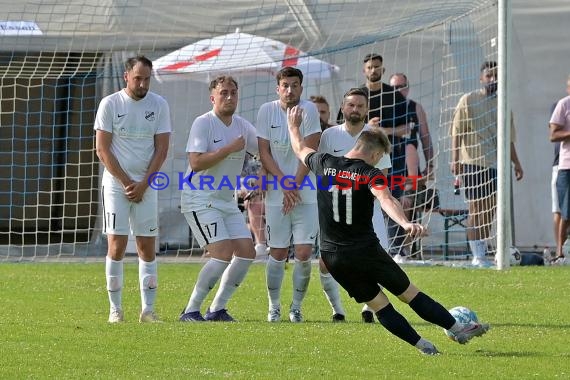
1, 262, 569, 379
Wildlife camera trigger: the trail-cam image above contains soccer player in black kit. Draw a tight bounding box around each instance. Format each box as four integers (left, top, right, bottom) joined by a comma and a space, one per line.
286, 92, 489, 355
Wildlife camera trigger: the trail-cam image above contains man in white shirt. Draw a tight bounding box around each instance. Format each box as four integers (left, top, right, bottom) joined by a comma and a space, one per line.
179, 76, 258, 322
257, 67, 321, 323
94, 55, 171, 323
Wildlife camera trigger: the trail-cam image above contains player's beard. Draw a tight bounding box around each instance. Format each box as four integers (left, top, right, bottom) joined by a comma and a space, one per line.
346, 112, 365, 124
367, 72, 382, 83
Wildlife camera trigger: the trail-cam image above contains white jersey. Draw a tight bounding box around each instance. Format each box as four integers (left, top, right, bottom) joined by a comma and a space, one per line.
181, 111, 258, 212
319, 122, 391, 248
256, 99, 321, 206
94, 89, 172, 182
318, 123, 392, 170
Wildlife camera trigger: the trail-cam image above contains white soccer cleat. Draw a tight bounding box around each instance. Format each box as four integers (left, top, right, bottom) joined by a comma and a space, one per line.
267, 306, 281, 322
289, 308, 303, 323
139, 310, 161, 323
108, 309, 124, 323
453, 321, 490, 344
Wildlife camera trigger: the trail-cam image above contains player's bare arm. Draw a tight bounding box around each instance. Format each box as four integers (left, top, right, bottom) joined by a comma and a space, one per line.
371, 186, 425, 239
126, 132, 170, 203
287, 105, 315, 163
189, 135, 245, 172
95, 129, 133, 188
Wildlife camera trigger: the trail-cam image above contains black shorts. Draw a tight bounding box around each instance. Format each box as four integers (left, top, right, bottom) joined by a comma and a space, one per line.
461, 164, 497, 200
320, 242, 411, 303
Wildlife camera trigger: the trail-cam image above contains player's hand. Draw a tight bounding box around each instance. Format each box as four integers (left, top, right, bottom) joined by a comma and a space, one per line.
402, 222, 427, 239
124, 181, 147, 203
368, 117, 381, 128
226, 135, 245, 153
514, 162, 523, 181
287, 106, 303, 130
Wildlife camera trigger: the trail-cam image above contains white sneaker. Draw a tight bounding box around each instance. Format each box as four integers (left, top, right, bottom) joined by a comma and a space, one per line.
471, 257, 493, 268
139, 310, 161, 323
267, 305, 281, 322
108, 309, 124, 323
551, 256, 566, 266
393, 253, 407, 264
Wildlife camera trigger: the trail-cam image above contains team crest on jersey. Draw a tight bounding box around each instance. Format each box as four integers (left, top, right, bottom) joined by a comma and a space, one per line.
145, 111, 155, 121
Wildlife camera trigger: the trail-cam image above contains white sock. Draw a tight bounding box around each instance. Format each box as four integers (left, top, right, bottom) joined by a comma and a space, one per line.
362, 304, 374, 313
139, 258, 157, 314
469, 239, 487, 259
105, 257, 123, 312
291, 259, 312, 310
184, 258, 229, 313
415, 337, 435, 350
266, 255, 286, 309
320, 271, 345, 315
209, 256, 254, 312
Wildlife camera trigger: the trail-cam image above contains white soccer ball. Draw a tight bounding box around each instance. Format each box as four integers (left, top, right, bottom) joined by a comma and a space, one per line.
509, 246, 521, 266
444, 306, 479, 339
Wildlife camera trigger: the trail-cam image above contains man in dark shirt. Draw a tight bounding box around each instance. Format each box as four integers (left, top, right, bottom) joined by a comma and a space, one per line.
338, 54, 411, 256
287, 100, 490, 355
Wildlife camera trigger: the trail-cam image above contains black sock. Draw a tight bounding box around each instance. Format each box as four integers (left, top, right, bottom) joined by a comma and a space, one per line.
375, 303, 421, 346
408, 292, 456, 329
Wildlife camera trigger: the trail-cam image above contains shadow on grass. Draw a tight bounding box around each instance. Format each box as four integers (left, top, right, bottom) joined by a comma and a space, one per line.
471, 349, 570, 358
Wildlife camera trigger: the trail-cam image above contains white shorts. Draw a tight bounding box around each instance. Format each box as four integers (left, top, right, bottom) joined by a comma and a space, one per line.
101, 180, 158, 236
552, 165, 560, 213
265, 203, 318, 248
185, 206, 251, 248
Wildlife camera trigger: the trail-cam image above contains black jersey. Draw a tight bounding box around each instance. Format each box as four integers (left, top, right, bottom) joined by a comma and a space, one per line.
305, 151, 385, 251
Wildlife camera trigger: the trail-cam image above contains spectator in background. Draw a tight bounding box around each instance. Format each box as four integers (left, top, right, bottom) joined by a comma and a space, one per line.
451, 61, 523, 268
94, 55, 171, 323
549, 74, 570, 265
389, 73, 435, 262
179, 75, 258, 322
339, 53, 410, 259
310, 95, 334, 131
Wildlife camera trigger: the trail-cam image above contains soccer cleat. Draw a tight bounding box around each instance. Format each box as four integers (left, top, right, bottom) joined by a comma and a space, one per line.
361, 310, 374, 323
551, 256, 566, 266
108, 309, 124, 323
139, 310, 161, 323
289, 307, 303, 323
267, 306, 281, 322
204, 308, 236, 322
453, 321, 490, 344
179, 310, 206, 322
332, 313, 346, 323
418, 342, 440, 355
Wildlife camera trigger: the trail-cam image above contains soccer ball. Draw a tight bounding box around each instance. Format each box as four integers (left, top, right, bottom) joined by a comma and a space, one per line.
444, 306, 479, 339
509, 246, 521, 266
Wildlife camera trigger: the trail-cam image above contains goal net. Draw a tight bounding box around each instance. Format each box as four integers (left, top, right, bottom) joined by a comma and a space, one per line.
0, 0, 499, 261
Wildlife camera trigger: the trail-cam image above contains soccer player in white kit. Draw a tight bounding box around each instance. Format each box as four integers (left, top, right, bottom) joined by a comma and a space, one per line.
94, 55, 171, 323
319, 88, 391, 323
257, 67, 321, 323
179, 76, 258, 322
